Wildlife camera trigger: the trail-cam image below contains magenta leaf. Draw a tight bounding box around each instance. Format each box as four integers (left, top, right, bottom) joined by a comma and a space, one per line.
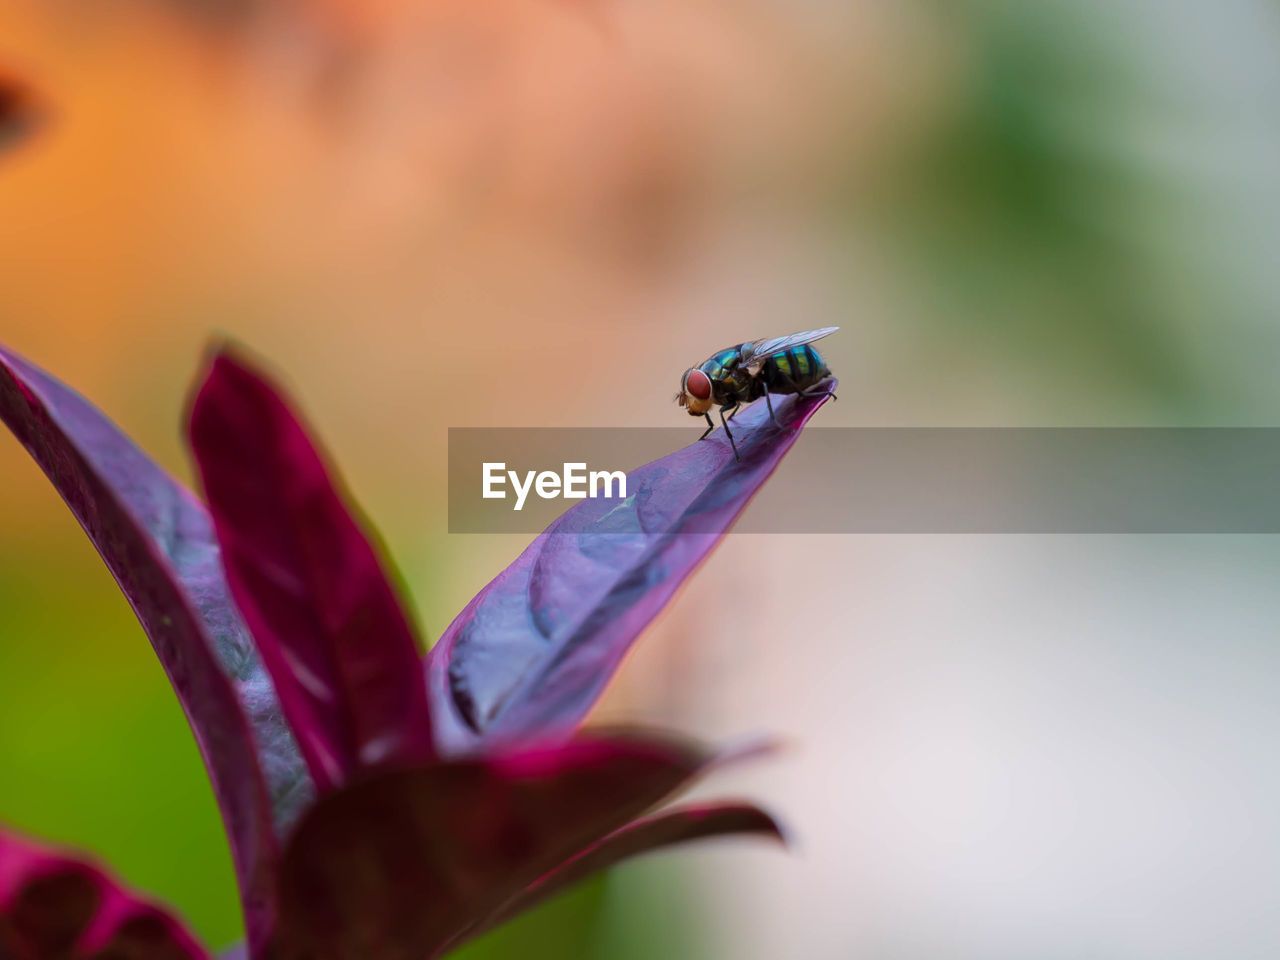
272, 732, 714, 960
0, 345, 308, 955
427, 382, 837, 754
477, 801, 783, 935
0, 828, 210, 960
187, 350, 435, 793
0, 73, 44, 156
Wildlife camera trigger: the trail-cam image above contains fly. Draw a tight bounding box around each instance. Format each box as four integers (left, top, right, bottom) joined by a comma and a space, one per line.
676, 326, 838, 460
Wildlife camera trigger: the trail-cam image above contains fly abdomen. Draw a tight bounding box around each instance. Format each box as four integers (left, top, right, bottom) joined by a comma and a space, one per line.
762, 344, 830, 394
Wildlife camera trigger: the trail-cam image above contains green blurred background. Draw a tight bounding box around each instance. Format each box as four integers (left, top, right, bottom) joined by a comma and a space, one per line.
2, 0, 1278, 956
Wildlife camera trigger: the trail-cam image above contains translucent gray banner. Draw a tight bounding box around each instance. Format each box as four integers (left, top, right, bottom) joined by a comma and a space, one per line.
448, 428, 1280, 534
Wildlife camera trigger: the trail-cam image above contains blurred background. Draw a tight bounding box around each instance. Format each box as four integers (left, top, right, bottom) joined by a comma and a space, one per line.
2, 0, 1279, 956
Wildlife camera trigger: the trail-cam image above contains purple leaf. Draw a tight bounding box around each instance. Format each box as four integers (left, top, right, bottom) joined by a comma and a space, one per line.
272, 732, 713, 960
475, 801, 783, 936
427, 382, 837, 754
187, 350, 435, 792
0, 828, 211, 960
0, 345, 308, 956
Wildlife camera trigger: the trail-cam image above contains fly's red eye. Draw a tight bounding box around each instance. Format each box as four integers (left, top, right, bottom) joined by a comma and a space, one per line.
684, 368, 712, 401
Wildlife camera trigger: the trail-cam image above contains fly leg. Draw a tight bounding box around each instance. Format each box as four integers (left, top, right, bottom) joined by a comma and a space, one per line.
802, 380, 838, 401
762, 380, 779, 426
780, 372, 838, 402
699, 412, 716, 440
719, 404, 741, 461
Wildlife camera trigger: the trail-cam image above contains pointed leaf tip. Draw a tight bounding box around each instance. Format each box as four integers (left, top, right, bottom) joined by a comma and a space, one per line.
428, 382, 837, 754
187, 348, 435, 792
473, 801, 786, 935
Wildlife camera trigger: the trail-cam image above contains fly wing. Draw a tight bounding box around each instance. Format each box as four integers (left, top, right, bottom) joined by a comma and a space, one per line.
740, 326, 839, 367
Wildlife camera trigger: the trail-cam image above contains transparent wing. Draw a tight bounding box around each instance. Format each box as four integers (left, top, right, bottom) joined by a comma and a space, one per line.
740, 326, 839, 366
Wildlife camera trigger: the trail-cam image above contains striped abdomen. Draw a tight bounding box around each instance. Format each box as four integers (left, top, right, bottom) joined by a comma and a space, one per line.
760, 345, 830, 394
